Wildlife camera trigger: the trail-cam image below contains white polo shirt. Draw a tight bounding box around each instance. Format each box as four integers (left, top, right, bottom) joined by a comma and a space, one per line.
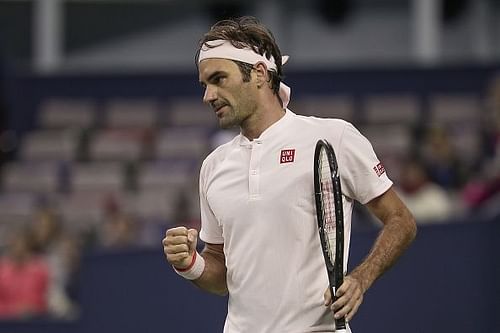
199, 110, 392, 333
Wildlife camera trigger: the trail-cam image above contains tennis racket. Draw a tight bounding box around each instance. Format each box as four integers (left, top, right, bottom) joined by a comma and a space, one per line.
314, 139, 346, 332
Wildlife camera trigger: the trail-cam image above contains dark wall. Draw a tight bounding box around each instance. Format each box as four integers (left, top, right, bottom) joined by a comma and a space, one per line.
351, 220, 500, 333
0, 219, 498, 333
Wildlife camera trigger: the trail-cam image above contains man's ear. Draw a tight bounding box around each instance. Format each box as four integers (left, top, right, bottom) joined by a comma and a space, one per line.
253, 62, 269, 88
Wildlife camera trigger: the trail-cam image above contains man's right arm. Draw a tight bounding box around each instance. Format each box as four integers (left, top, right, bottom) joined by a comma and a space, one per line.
194, 243, 227, 295
163, 227, 227, 296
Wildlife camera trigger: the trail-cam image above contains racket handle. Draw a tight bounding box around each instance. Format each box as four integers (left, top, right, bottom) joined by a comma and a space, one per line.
335, 317, 346, 331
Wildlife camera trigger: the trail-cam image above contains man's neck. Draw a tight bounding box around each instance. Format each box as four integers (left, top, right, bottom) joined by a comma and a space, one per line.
241, 98, 285, 140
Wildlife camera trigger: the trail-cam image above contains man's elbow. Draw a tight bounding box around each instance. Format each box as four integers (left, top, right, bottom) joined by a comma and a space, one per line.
215, 288, 228, 297
207, 285, 228, 297
406, 213, 417, 245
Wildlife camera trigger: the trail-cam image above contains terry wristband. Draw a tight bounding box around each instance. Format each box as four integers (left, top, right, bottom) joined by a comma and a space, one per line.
173, 251, 205, 280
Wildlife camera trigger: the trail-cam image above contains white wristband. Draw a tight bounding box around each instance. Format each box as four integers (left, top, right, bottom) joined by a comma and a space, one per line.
173, 251, 205, 280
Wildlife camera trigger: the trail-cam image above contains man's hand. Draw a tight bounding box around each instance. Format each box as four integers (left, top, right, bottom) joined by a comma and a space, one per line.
162, 227, 198, 269
323, 275, 364, 322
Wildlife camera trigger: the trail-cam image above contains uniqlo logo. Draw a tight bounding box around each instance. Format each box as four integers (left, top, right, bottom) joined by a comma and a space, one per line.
373, 162, 386, 177
280, 149, 295, 164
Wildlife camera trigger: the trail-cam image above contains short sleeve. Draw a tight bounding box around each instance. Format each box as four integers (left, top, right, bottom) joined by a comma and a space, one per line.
198, 159, 224, 244
338, 122, 393, 204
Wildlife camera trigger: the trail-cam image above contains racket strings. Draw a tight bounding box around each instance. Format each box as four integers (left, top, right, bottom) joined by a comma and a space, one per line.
319, 150, 337, 263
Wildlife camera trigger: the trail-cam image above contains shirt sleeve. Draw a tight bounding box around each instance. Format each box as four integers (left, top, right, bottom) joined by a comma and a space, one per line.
198, 159, 224, 244
337, 122, 393, 204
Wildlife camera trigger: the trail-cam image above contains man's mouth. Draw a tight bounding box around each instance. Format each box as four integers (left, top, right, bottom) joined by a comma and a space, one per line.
214, 104, 228, 114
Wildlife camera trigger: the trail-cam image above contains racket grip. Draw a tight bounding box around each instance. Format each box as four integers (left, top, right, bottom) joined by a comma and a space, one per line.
335, 317, 346, 331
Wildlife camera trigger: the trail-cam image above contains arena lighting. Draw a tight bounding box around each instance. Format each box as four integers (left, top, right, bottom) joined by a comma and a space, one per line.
442, 0, 469, 22
207, 2, 246, 23
317, 0, 352, 24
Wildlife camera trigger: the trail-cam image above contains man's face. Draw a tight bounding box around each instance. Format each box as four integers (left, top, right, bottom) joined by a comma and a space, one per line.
199, 58, 257, 129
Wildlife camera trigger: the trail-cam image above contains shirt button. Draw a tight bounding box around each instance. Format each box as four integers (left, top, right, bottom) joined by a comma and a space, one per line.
251, 170, 258, 175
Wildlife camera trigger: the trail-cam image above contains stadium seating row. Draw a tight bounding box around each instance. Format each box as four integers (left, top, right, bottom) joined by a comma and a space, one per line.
0, 93, 485, 242
38, 94, 481, 129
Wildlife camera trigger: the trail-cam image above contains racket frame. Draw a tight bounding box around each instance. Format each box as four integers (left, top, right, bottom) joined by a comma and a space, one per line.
313, 139, 346, 331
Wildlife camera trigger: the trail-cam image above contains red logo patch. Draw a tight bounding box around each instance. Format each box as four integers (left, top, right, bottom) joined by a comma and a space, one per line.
280, 149, 295, 164
373, 162, 386, 177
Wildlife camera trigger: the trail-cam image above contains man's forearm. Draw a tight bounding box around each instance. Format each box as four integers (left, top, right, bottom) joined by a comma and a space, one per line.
192, 246, 228, 296
350, 208, 416, 293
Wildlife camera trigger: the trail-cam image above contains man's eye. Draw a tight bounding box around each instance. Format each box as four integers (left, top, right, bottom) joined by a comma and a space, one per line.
213, 76, 225, 84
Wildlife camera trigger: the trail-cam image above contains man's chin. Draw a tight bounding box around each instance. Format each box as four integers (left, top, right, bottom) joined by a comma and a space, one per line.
218, 118, 237, 129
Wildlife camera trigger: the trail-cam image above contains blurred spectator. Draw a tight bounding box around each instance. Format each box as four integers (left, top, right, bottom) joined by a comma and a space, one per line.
461, 74, 500, 211
0, 48, 9, 168
0, 227, 49, 319
482, 75, 500, 161
172, 189, 200, 231
483, 74, 500, 174
396, 158, 453, 223
100, 212, 139, 249
420, 125, 467, 190
0, 56, 16, 166
98, 196, 141, 249
31, 208, 81, 319
32, 209, 62, 254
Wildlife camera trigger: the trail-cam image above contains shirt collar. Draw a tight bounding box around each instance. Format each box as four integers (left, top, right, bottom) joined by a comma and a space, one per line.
238, 109, 294, 146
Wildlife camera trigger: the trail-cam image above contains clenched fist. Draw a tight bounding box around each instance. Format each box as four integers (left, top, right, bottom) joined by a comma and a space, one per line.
162, 227, 199, 269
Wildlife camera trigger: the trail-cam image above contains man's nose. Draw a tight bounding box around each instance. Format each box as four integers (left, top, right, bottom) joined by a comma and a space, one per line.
203, 86, 217, 104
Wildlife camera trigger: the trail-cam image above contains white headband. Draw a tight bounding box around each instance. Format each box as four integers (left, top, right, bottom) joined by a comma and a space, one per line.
198, 39, 291, 108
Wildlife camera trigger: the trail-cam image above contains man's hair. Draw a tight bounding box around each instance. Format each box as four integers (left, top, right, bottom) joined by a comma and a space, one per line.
196, 16, 284, 97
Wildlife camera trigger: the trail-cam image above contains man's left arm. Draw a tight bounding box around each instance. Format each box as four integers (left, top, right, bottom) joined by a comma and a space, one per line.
326, 187, 417, 321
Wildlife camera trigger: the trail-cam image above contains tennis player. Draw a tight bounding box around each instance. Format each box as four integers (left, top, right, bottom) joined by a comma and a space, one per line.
162, 16, 417, 333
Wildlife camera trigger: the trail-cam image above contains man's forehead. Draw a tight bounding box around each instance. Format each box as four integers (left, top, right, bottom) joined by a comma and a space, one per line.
198, 58, 238, 79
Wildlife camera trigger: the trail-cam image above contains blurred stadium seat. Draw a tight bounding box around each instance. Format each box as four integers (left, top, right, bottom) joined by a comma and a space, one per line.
291, 95, 354, 122
69, 162, 126, 193
88, 128, 153, 161
56, 191, 125, 231
38, 98, 97, 129
136, 159, 195, 191
103, 98, 160, 128
155, 127, 210, 160
19, 129, 82, 161
429, 94, 481, 125
362, 94, 420, 125
1, 161, 63, 193
128, 188, 179, 223
166, 98, 217, 127
361, 124, 412, 157
0, 192, 39, 225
